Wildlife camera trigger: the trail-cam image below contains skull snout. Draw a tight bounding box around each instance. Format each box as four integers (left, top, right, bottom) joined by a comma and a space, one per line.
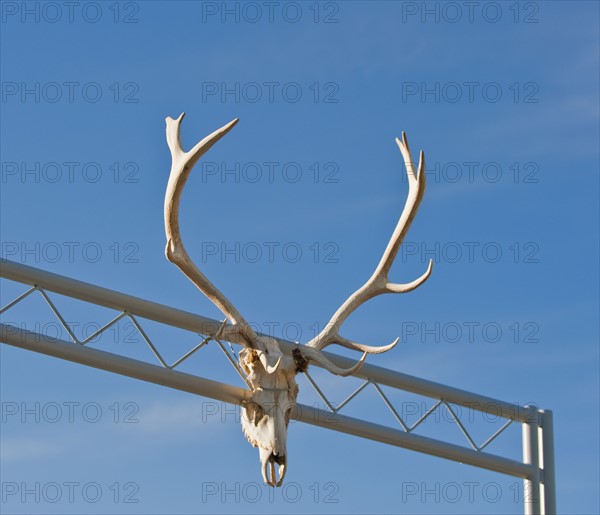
259, 447, 287, 487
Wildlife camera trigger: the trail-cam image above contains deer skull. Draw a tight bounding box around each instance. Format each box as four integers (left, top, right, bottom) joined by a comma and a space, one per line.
239, 337, 297, 486
163, 113, 433, 486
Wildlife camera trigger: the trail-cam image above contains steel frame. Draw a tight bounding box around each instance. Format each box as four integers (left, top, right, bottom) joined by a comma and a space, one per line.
0, 259, 556, 514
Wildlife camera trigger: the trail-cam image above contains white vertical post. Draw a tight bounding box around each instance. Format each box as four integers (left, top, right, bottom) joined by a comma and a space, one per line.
540, 409, 556, 514
523, 410, 541, 515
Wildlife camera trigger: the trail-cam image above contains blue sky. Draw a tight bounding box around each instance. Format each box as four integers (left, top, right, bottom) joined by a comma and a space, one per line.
1, 1, 598, 514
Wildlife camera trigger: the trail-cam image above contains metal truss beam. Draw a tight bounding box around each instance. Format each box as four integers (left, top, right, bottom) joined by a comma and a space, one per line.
1, 323, 534, 480
0, 259, 535, 422
0, 259, 556, 513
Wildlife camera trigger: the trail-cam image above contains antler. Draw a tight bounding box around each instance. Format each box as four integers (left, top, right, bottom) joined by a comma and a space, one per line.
164, 113, 283, 372
164, 115, 432, 378
303, 132, 433, 368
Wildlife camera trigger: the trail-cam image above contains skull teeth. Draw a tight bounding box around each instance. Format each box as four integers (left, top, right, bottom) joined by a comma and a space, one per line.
242, 428, 267, 450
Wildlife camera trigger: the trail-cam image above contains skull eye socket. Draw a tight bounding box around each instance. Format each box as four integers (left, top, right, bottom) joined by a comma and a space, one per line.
244, 402, 266, 426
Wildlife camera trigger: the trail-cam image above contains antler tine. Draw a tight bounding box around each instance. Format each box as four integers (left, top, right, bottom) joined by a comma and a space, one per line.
164, 113, 259, 347
304, 132, 433, 360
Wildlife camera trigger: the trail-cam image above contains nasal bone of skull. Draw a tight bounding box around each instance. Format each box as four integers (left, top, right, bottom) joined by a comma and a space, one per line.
273, 436, 284, 458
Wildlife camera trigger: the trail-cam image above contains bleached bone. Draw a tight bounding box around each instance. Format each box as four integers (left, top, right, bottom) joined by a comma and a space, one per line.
163, 113, 433, 487
304, 131, 434, 354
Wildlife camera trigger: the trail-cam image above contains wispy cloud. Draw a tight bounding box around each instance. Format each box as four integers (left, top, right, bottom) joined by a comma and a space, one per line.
127, 398, 239, 437
1, 437, 63, 463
